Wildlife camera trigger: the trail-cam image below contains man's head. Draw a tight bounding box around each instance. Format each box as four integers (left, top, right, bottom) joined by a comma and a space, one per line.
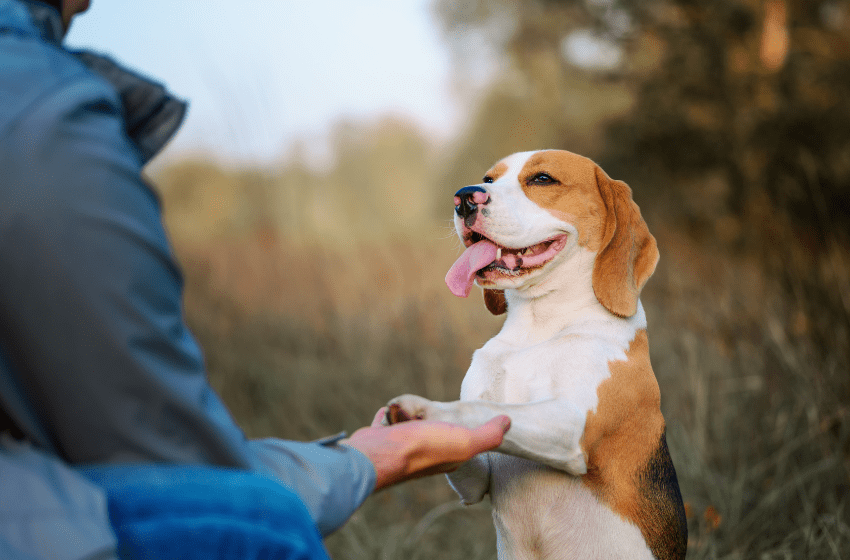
42, 0, 91, 29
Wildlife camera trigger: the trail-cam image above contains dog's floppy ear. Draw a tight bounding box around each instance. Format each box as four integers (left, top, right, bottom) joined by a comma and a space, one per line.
484, 289, 507, 315
592, 165, 659, 318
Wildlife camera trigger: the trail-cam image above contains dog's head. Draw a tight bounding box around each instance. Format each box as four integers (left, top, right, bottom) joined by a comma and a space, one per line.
445, 150, 658, 318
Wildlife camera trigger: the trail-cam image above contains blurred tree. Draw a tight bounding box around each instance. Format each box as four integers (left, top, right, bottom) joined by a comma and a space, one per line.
435, 0, 850, 245
432, 0, 632, 210
607, 0, 850, 246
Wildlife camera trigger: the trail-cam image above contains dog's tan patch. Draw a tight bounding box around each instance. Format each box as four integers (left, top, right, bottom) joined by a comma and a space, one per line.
592, 166, 659, 318
580, 329, 683, 557
485, 161, 509, 182
517, 150, 607, 251
484, 289, 507, 315
511, 150, 658, 317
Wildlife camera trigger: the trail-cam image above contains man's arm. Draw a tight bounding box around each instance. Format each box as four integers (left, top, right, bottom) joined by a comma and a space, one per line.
0, 70, 508, 536
0, 72, 378, 534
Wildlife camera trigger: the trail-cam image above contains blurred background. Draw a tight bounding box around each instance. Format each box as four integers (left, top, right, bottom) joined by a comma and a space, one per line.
68, 1, 849, 558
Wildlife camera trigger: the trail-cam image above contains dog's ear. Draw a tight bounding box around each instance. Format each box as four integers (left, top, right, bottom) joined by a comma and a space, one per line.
484, 289, 507, 315
592, 165, 659, 318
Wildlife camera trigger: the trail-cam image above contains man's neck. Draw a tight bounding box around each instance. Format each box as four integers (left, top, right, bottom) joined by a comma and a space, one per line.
21, 0, 65, 43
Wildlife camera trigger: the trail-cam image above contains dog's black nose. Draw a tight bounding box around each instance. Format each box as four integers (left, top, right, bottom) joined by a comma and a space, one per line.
454, 186, 490, 220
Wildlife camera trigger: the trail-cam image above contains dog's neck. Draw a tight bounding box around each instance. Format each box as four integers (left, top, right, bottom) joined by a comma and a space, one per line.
498, 247, 616, 345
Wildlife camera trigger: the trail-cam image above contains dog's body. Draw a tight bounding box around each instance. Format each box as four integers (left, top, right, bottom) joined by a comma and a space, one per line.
387, 150, 687, 560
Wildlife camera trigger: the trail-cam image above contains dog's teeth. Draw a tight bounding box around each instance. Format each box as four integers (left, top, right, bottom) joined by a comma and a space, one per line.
496, 248, 502, 260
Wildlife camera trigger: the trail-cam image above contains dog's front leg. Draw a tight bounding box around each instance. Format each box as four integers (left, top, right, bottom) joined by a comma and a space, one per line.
492, 398, 587, 475
385, 394, 587, 476
446, 454, 491, 505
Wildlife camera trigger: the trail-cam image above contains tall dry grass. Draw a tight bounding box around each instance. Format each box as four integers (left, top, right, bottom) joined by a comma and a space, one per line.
164, 217, 848, 559
152, 111, 848, 560
176, 235, 505, 560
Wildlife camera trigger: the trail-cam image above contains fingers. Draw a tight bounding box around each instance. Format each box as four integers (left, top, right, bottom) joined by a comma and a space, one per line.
469, 415, 511, 455
348, 408, 512, 491
371, 407, 388, 427
408, 415, 510, 471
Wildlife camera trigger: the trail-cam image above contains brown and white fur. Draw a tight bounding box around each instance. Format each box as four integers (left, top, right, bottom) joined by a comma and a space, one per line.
385, 150, 687, 560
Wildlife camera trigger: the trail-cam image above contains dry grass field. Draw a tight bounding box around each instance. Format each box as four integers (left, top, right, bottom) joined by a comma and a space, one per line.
141, 1, 850, 556
154, 145, 849, 558
151, 5, 850, 544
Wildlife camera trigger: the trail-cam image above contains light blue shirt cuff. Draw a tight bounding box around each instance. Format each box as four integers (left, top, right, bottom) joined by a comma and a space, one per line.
247, 437, 376, 536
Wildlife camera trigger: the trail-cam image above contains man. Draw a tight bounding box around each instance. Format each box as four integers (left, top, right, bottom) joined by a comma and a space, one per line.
0, 1, 510, 558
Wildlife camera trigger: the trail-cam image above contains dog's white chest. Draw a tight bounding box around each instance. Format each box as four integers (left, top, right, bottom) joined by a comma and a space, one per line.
457, 307, 655, 560
461, 341, 560, 403
460, 341, 527, 402
460, 314, 639, 409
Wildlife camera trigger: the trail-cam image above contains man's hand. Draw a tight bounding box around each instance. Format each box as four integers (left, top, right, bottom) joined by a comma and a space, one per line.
341, 408, 510, 491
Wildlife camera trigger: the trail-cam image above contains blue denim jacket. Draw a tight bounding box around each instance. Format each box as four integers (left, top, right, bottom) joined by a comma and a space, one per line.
0, 1, 375, 555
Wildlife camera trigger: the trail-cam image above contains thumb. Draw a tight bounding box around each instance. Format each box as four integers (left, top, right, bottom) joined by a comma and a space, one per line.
371, 407, 388, 427
469, 415, 511, 454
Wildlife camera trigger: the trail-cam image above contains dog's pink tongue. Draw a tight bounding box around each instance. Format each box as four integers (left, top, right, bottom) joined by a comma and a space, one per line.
446, 239, 499, 297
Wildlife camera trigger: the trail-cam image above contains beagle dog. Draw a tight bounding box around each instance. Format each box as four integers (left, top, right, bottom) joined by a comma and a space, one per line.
386, 150, 687, 560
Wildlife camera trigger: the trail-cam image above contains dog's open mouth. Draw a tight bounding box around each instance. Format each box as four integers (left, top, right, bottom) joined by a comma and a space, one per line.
445, 233, 568, 297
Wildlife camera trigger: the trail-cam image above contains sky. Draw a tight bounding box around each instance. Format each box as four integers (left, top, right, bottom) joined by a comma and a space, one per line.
65, 0, 459, 166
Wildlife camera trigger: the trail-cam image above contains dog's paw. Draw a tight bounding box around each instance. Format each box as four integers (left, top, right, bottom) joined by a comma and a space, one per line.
383, 394, 435, 425
446, 455, 491, 505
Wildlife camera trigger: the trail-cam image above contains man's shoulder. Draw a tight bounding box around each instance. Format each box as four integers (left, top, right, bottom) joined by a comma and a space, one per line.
0, 34, 116, 141
0, 37, 132, 212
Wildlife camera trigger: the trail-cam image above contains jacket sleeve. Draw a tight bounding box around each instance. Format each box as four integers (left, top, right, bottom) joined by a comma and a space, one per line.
0, 74, 374, 535
248, 437, 376, 536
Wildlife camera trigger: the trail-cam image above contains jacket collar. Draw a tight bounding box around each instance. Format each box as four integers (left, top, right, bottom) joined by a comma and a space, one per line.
3, 0, 188, 163
0, 0, 63, 44
69, 50, 188, 164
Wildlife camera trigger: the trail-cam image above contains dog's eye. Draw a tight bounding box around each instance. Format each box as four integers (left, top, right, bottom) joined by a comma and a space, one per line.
528, 173, 556, 185
483, 176, 494, 184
